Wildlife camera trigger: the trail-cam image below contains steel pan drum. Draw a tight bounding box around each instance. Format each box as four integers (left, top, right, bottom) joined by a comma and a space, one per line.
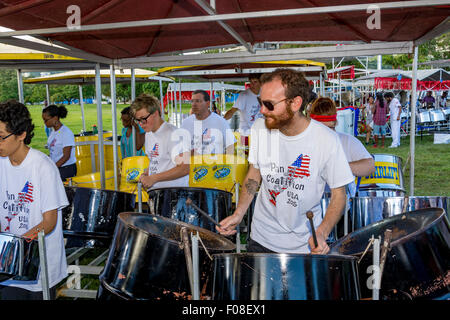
212, 253, 360, 300
147, 187, 232, 233
357, 154, 405, 197
430, 109, 445, 123
62, 186, 136, 248
0, 233, 39, 282
418, 110, 431, 123
330, 208, 450, 300
98, 213, 235, 300
351, 196, 449, 232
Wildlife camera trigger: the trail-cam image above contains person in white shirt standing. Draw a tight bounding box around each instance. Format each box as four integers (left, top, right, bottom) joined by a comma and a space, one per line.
181, 90, 236, 156
224, 74, 263, 137
384, 92, 402, 148
0, 100, 68, 300
42, 105, 77, 181
131, 94, 190, 190
217, 69, 354, 254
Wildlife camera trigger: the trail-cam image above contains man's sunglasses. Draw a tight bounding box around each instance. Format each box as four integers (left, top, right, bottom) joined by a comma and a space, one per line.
257, 97, 289, 111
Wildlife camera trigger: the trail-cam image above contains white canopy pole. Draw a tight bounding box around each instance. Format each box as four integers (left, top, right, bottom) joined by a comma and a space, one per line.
78, 85, 86, 132
409, 46, 418, 196
210, 82, 213, 111
159, 79, 164, 116
16, 69, 24, 103
110, 65, 119, 191
131, 68, 137, 156
45, 84, 50, 104
95, 63, 106, 189
179, 79, 182, 126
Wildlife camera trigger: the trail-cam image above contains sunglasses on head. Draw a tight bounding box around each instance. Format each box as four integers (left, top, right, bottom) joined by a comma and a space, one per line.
257, 97, 289, 111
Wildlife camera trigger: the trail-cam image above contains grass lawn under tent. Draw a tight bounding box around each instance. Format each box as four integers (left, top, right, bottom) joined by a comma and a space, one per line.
28, 103, 449, 197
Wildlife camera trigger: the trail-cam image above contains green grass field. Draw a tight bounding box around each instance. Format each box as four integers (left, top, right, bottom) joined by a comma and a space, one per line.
28, 104, 449, 196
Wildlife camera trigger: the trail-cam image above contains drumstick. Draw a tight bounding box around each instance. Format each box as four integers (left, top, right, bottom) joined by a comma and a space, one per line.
306, 211, 318, 248
185, 198, 222, 228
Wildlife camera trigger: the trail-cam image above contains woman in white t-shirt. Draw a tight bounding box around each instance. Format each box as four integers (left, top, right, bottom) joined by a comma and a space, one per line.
0, 100, 68, 300
42, 105, 77, 181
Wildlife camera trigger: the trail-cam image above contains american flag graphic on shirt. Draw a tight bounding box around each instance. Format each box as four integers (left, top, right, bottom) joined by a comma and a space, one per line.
18, 181, 34, 204
268, 154, 311, 206
202, 128, 211, 140
149, 143, 159, 158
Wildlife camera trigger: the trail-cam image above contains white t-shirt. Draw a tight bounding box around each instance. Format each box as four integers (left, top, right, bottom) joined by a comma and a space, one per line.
248, 118, 354, 253
181, 112, 236, 155
233, 89, 263, 135
336, 131, 372, 197
47, 125, 76, 166
389, 98, 402, 120
145, 121, 189, 190
0, 148, 68, 291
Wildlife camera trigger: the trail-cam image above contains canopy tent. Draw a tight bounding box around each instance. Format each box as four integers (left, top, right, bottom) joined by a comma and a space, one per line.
356, 68, 450, 90
1, 1, 448, 194
158, 60, 326, 82
327, 65, 355, 80
23, 68, 172, 85
0, 43, 109, 71
0, 1, 448, 62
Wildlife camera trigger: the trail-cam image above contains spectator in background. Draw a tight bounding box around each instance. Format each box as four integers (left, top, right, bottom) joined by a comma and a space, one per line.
359, 94, 374, 145
42, 105, 77, 181
384, 92, 402, 148
440, 91, 448, 108
372, 92, 388, 148
422, 91, 435, 109
120, 106, 145, 159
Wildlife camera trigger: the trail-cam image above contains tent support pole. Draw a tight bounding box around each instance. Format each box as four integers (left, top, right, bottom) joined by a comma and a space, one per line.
409, 46, 418, 196
110, 65, 119, 191
95, 63, 106, 190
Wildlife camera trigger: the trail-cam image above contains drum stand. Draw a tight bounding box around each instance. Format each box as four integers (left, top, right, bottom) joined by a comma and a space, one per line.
37, 230, 51, 300
181, 227, 202, 300
57, 247, 109, 299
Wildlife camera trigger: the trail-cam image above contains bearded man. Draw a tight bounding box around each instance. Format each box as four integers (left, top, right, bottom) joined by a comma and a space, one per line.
216, 69, 353, 254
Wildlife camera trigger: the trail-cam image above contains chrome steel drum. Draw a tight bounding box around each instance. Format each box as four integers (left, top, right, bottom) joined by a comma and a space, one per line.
212, 253, 360, 300
98, 213, 235, 300
430, 109, 445, 123
330, 208, 450, 300
351, 196, 449, 232
0, 233, 39, 282
147, 187, 232, 233
320, 192, 349, 242
357, 154, 405, 196
417, 111, 431, 123
442, 107, 450, 119
63, 186, 136, 248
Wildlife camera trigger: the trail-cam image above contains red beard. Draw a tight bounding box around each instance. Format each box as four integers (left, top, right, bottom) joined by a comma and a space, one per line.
264, 103, 295, 130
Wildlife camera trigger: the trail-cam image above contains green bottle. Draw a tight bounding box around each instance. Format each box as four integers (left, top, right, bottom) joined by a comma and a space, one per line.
93, 125, 98, 134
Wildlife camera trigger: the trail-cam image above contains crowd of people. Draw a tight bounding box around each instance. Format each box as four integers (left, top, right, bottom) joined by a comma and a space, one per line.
1, 67, 446, 299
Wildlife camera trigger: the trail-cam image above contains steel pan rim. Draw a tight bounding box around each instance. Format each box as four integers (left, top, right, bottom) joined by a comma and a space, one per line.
331, 208, 446, 255
0, 232, 38, 244
147, 186, 233, 197
212, 252, 358, 262
118, 212, 236, 251
352, 195, 448, 200
65, 185, 135, 197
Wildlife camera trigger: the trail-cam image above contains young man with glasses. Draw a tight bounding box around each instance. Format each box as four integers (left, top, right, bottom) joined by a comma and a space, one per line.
131, 94, 190, 190
0, 100, 68, 300
181, 90, 235, 156
216, 69, 354, 255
